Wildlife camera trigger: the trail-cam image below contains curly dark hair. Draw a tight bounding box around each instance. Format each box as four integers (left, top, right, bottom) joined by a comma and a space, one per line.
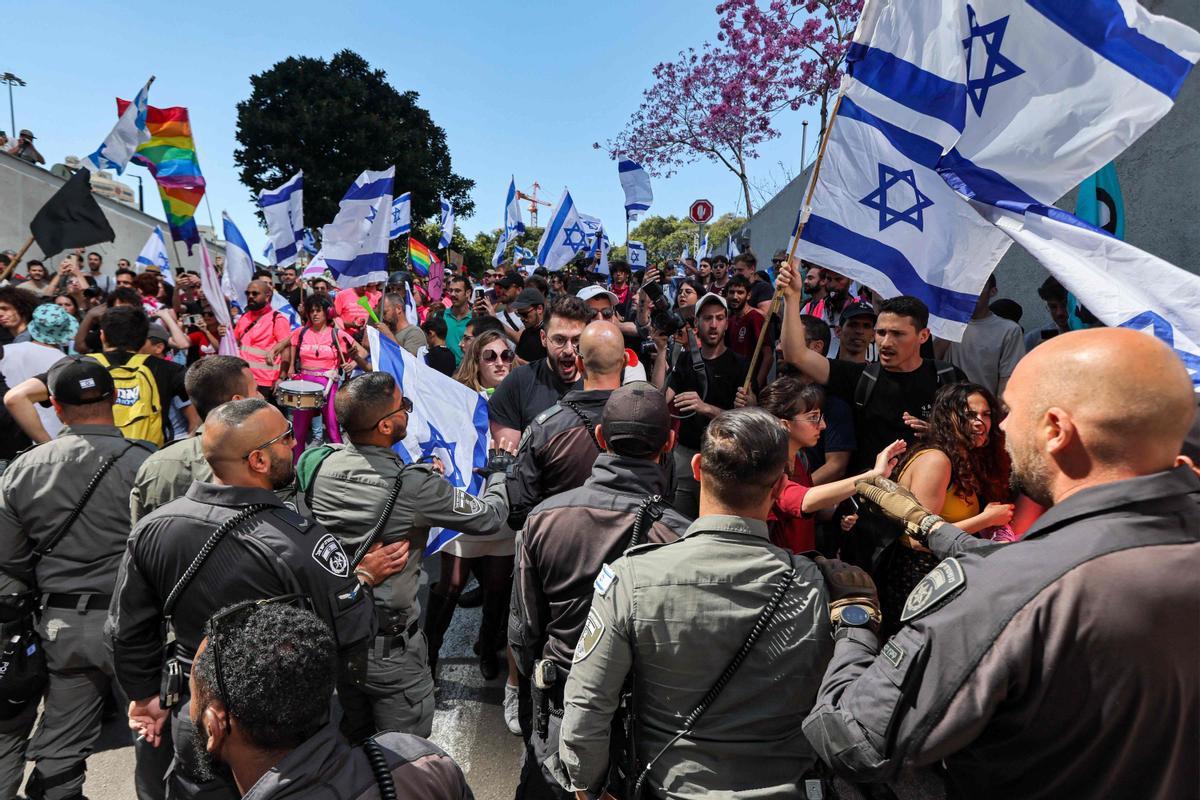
901, 382, 1011, 503
0, 286, 40, 325
193, 602, 336, 750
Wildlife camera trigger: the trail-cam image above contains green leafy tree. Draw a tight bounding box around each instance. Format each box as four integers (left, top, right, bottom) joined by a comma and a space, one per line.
234, 49, 475, 269
630, 212, 747, 264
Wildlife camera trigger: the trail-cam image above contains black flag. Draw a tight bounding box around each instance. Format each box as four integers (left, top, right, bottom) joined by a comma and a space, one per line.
29, 168, 116, 256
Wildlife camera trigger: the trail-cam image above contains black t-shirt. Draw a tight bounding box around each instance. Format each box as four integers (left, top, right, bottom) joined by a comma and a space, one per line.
749, 279, 774, 308
490, 357, 582, 431
516, 326, 547, 363
669, 347, 749, 450
825, 358, 963, 471
37, 350, 189, 443
424, 345, 456, 377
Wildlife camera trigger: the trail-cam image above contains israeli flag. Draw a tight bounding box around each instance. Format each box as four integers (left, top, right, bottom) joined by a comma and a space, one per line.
438, 198, 455, 249
302, 228, 319, 256
271, 292, 303, 330
850, 0, 1200, 206
220, 212, 256, 307
680, 244, 690, 262
263, 241, 275, 262
390, 191, 412, 239
83, 77, 152, 175
627, 240, 647, 270
618, 159, 653, 222
312, 167, 394, 289
135, 226, 173, 285
512, 244, 535, 267
491, 177, 527, 267
726, 236, 740, 259
588, 224, 611, 275
403, 282, 420, 327
985, 202, 1200, 385
795, 86, 1011, 340
259, 171, 305, 268
697, 232, 709, 261
536, 189, 590, 271
367, 327, 490, 554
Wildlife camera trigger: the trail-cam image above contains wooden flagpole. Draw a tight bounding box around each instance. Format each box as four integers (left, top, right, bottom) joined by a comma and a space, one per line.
0, 235, 36, 282
742, 89, 847, 394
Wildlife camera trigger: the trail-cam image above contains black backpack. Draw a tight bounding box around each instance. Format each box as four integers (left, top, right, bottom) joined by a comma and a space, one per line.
853, 359, 960, 410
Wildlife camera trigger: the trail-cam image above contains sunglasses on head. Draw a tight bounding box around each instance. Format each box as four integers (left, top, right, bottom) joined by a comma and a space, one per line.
482, 349, 514, 364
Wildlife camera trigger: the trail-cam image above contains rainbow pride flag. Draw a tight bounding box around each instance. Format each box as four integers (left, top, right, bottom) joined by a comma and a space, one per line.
117, 98, 206, 253
409, 237, 433, 277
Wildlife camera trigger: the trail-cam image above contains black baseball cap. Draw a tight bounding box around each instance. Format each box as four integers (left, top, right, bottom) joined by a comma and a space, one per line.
511, 287, 546, 310
496, 272, 524, 290
840, 301, 877, 326
48, 358, 115, 405
600, 381, 671, 457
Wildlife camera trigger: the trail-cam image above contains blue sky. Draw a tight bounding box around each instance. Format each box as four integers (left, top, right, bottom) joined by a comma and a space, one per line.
6, 0, 821, 256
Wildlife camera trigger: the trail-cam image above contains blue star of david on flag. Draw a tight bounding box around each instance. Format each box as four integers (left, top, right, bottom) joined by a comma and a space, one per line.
859, 163, 936, 232
418, 423, 464, 487
365, 205, 378, 223
560, 221, 590, 253
962, 4, 1025, 117
1118, 310, 1200, 378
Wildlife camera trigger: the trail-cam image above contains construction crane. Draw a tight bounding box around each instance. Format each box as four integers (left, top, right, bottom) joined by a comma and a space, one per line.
517, 182, 551, 228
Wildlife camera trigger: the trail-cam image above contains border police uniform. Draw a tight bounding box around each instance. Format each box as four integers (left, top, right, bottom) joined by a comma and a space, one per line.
803, 467, 1200, 799
307, 442, 509, 741
0, 424, 153, 800
559, 515, 833, 799
109, 482, 377, 800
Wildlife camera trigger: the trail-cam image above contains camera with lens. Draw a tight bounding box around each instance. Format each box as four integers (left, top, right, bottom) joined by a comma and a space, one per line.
643, 279, 691, 336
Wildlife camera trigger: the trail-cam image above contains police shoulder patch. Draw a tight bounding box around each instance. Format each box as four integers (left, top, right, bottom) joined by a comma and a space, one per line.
311, 533, 350, 578
573, 608, 606, 663
535, 404, 563, 425
901, 557, 966, 623
451, 488, 485, 516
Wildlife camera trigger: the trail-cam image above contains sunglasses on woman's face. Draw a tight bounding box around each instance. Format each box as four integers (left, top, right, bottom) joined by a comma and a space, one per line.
482, 349, 515, 364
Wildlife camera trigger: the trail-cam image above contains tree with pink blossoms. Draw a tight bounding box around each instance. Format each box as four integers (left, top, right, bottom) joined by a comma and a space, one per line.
601, 1, 861, 216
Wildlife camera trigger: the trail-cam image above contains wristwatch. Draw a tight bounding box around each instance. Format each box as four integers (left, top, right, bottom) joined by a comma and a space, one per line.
832, 603, 881, 628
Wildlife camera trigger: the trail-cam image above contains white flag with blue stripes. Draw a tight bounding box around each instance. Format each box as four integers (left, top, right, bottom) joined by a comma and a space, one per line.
367, 327, 490, 554
680, 244, 690, 262
587, 224, 611, 275
438, 198, 455, 249
512, 244, 535, 268
726, 236, 740, 259
390, 192, 412, 239
536, 189, 590, 272
271, 292, 303, 330
135, 226, 172, 285
850, 0, 1200, 207
618, 159, 653, 222
796, 83, 1011, 340
985, 202, 1200, 385
696, 232, 709, 261
83, 77, 152, 175
319, 167, 394, 289
258, 171, 305, 268
627, 241, 647, 270
491, 177, 527, 267
221, 212, 256, 307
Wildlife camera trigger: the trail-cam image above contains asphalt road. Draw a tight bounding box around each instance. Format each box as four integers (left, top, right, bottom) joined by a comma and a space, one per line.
28, 563, 941, 800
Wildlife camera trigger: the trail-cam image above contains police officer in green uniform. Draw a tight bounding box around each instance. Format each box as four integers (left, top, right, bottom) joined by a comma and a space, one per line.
0, 359, 154, 800
560, 408, 868, 799
306, 372, 511, 741
804, 329, 1200, 800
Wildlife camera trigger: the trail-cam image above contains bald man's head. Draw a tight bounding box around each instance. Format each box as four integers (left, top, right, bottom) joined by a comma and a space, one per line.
1001, 328, 1196, 505
579, 320, 627, 386
245, 280, 273, 311
202, 399, 295, 490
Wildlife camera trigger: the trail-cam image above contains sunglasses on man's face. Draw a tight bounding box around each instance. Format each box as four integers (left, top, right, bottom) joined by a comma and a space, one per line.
242, 423, 294, 459
482, 349, 514, 364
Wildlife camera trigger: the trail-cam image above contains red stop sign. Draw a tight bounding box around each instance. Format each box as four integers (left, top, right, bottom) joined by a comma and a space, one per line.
689, 199, 714, 224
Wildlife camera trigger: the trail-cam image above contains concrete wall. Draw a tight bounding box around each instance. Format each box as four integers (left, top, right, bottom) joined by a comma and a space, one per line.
737, 0, 1200, 335
0, 153, 231, 275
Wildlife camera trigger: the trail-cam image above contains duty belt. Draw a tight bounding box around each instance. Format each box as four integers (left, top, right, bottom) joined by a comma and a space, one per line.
373, 617, 420, 660
42, 592, 111, 612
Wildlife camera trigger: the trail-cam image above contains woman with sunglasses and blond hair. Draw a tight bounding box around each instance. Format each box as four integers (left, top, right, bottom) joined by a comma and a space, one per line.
425, 329, 525, 731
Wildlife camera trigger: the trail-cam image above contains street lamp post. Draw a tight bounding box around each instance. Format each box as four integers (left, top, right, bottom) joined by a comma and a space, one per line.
1, 72, 26, 136
131, 173, 144, 211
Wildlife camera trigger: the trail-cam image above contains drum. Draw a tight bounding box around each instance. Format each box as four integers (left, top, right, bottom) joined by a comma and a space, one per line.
276, 379, 325, 409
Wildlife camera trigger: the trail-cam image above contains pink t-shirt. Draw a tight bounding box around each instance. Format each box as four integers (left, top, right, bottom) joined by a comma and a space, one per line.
333, 289, 382, 328
290, 325, 356, 373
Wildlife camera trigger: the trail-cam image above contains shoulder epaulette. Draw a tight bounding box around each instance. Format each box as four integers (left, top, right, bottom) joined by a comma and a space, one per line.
534, 404, 563, 425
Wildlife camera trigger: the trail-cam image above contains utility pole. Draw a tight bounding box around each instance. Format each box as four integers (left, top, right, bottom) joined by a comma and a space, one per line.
1, 72, 26, 136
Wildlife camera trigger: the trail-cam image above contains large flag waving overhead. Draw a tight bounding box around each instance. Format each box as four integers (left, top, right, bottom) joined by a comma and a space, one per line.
796, 87, 1011, 340
850, 0, 1200, 207
536, 190, 590, 271
116, 98, 208, 254
367, 327, 490, 554
258, 171, 304, 268
29, 169, 116, 256
618, 159, 653, 221
491, 177, 526, 267
390, 192, 412, 239
985, 203, 1200, 385
221, 212, 255, 307
438, 198, 455, 249
318, 167, 395, 289
135, 226, 173, 285
83, 77, 152, 174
